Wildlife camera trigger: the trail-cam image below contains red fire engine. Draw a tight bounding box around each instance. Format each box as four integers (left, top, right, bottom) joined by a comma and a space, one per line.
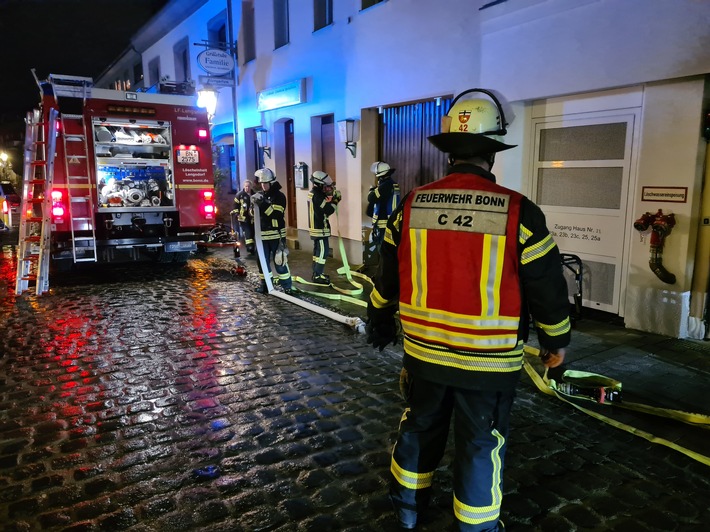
16, 73, 217, 295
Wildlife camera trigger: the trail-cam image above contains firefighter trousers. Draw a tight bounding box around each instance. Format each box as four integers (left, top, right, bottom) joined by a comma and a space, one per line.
239, 221, 255, 253
390, 375, 514, 531
311, 236, 330, 276
257, 238, 292, 290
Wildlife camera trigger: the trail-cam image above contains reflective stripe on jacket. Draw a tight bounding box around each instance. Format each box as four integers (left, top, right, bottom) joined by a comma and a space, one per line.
368, 164, 571, 391
307, 187, 335, 238
259, 182, 287, 241
368, 178, 400, 228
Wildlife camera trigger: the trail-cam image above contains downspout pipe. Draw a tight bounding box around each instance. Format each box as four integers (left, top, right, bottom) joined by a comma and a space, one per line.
227, 0, 241, 192
689, 126, 710, 339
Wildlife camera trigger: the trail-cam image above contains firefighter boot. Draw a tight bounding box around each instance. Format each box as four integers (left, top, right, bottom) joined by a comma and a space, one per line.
255, 282, 268, 294
312, 273, 331, 285
389, 494, 417, 530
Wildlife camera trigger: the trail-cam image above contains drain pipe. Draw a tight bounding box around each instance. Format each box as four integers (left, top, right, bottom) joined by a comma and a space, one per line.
690, 133, 710, 339
252, 203, 366, 334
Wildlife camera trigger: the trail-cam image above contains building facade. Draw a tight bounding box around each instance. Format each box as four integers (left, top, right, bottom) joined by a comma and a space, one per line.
96, 0, 710, 339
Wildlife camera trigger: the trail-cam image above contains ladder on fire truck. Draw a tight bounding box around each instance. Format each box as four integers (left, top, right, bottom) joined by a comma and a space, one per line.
51, 74, 98, 264
16, 108, 58, 295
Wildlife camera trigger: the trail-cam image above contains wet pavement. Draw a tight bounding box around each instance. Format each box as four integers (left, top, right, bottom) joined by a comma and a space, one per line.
0, 232, 709, 531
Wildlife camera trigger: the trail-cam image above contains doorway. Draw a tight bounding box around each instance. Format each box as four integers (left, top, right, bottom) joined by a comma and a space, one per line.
379, 97, 451, 197
531, 112, 639, 314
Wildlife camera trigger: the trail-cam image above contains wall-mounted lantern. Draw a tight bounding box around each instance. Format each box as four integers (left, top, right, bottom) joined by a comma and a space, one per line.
337, 119, 359, 158
196, 85, 219, 121
255, 127, 271, 159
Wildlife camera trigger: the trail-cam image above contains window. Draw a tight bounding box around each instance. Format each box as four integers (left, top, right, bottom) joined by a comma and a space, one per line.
362, 0, 385, 9
208, 12, 228, 50
148, 58, 161, 88
173, 38, 190, 82
242, 1, 256, 63
133, 62, 144, 88
274, 0, 289, 49
314, 0, 332, 31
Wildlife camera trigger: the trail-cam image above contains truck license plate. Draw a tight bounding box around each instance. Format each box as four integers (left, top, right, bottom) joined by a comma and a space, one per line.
165, 241, 197, 252
177, 149, 199, 164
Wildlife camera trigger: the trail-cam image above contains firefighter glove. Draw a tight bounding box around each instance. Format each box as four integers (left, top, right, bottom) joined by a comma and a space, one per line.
251, 192, 264, 205
365, 318, 397, 352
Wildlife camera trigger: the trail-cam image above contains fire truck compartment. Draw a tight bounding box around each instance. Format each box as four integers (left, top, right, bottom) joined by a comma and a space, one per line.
93, 119, 174, 211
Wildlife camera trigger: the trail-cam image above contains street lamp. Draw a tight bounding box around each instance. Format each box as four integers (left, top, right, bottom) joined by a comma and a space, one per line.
0, 151, 11, 181
197, 85, 219, 122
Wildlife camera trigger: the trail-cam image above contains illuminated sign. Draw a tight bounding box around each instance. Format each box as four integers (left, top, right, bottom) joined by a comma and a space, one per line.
257, 79, 306, 111
197, 49, 235, 76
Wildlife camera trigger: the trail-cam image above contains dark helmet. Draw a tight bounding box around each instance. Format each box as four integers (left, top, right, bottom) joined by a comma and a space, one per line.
427, 88, 516, 157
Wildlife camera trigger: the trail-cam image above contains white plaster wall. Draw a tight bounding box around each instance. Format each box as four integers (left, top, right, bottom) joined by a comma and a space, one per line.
116, 0, 710, 335
480, 0, 710, 101
624, 79, 706, 337
237, 0, 710, 247
139, 1, 231, 120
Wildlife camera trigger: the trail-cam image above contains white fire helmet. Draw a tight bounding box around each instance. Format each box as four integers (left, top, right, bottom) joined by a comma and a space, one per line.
255, 168, 277, 184
370, 161, 394, 178
310, 171, 333, 187
428, 88, 516, 157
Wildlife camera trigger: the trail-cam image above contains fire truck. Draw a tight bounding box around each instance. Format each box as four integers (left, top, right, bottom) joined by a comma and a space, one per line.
16, 73, 217, 295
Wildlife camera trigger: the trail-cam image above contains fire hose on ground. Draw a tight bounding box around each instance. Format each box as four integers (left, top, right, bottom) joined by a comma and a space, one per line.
252, 203, 367, 334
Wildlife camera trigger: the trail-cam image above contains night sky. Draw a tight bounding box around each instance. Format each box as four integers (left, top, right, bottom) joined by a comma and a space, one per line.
0, 0, 168, 135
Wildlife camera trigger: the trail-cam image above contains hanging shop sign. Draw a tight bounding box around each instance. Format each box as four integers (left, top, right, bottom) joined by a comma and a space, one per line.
199, 75, 235, 88
197, 49, 235, 76
257, 79, 306, 111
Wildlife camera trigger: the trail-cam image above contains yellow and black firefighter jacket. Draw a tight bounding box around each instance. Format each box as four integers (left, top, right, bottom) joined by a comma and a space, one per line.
307, 186, 336, 239
234, 189, 253, 224
368, 163, 571, 391
259, 181, 287, 242
367, 176, 401, 229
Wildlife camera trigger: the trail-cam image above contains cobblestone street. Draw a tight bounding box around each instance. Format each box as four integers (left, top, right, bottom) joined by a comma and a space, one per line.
1, 244, 709, 531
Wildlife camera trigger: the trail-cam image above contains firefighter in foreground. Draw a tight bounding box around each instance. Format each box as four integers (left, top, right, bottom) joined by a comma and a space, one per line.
366, 89, 571, 531
307, 171, 341, 284
232, 179, 256, 256
367, 161, 400, 250
252, 168, 293, 294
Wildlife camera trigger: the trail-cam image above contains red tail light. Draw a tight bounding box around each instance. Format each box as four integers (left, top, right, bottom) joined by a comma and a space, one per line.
51, 190, 65, 221
201, 189, 216, 220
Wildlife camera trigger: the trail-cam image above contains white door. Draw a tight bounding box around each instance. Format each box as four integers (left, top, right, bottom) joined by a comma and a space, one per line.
531, 113, 638, 314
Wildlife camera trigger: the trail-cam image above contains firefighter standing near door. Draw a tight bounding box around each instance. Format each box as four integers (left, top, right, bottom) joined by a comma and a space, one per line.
307, 170, 341, 284
252, 168, 293, 294
366, 89, 571, 531
232, 179, 256, 255
367, 161, 400, 250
